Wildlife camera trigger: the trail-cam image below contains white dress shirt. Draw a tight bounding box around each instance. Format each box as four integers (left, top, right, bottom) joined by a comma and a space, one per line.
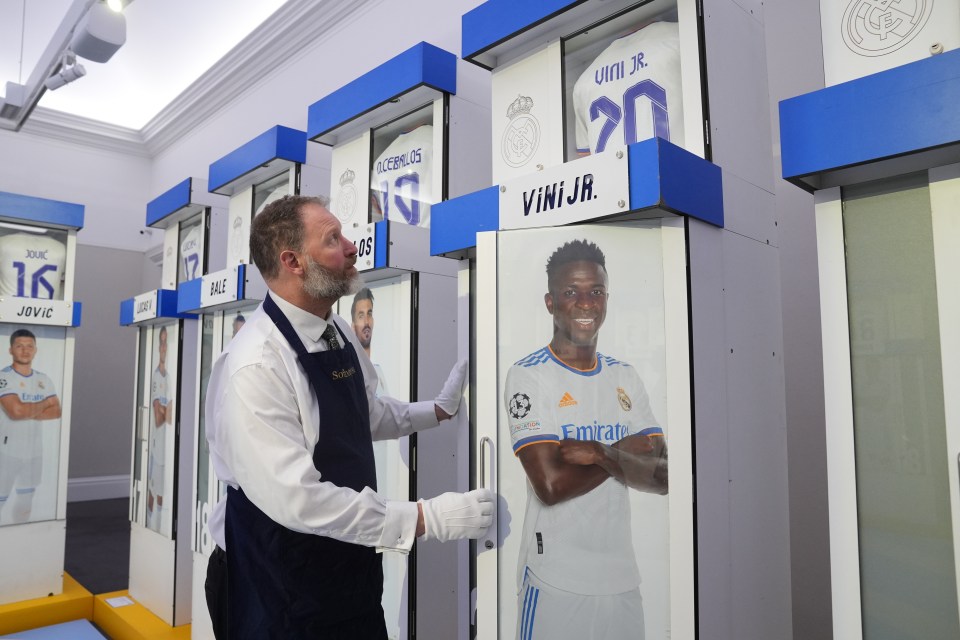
206, 291, 438, 552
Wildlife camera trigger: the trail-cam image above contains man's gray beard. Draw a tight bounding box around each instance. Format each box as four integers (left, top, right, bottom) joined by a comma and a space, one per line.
303, 256, 360, 300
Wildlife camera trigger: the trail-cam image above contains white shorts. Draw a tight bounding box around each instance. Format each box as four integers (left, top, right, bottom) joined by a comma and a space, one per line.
516, 568, 645, 640
0, 452, 42, 497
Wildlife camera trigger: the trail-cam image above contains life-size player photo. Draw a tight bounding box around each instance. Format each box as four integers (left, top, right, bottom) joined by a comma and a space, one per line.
0, 227, 69, 301
0, 325, 66, 526
146, 321, 178, 538
339, 275, 413, 640
497, 224, 670, 640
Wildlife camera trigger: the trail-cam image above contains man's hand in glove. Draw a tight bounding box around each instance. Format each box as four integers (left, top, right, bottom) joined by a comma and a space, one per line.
417, 488, 494, 542
434, 359, 468, 421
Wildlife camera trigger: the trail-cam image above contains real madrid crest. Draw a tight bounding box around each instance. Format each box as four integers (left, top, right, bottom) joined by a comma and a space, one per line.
501, 95, 540, 168
617, 387, 632, 412
842, 0, 932, 57
335, 169, 358, 223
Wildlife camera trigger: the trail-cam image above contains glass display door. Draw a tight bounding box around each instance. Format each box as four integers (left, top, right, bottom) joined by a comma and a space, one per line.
818, 164, 960, 639
474, 219, 695, 640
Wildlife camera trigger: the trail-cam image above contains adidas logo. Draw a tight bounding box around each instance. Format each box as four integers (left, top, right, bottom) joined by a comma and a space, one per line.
559, 392, 577, 407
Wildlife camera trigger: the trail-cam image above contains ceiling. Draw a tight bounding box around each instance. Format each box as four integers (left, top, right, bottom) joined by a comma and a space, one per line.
0, 0, 289, 130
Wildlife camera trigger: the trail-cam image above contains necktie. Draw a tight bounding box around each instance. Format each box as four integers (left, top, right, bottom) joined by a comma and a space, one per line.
321, 323, 340, 350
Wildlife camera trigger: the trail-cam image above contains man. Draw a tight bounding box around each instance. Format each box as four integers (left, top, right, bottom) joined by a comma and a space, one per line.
205, 195, 493, 639
504, 239, 668, 640
231, 313, 245, 338
0, 329, 61, 524
351, 287, 389, 397
147, 324, 173, 533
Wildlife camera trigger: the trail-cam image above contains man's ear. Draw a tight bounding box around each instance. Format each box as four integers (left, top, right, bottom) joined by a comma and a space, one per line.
544, 291, 554, 315
279, 250, 305, 276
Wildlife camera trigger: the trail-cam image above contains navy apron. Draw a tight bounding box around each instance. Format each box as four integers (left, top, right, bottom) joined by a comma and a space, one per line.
225, 294, 385, 639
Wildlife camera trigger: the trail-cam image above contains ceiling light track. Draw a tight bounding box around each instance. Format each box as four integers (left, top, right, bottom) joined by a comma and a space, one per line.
0, 0, 130, 132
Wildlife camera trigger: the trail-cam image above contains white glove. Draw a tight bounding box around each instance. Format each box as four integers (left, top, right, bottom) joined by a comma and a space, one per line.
435, 359, 468, 416
419, 488, 494, 542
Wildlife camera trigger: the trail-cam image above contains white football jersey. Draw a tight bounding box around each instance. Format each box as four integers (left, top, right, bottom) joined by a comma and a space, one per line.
0, 366, 58, 459
370, 125, 434, 228
573, 21, 683, 155
0, 233, 67, 300
504, 347, 662, 595
179, 225, 203, 282
255, 184, 289, 216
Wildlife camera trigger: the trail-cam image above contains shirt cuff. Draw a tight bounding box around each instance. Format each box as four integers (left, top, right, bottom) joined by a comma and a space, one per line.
410, 400, 440, 431
377, 500, 420, 553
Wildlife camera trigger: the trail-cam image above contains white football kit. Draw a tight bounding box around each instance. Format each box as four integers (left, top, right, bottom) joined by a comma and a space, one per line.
505, 347, 663, 639
147, 365, 169, 529
0, 233, 67, 300
0, 366, 59, 498
573, 21, 683, 155
370, 125, 434, 228
180, 225, 203, 282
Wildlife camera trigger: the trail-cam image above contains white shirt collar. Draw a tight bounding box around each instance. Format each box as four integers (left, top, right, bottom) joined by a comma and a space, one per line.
267, 289, 335, 346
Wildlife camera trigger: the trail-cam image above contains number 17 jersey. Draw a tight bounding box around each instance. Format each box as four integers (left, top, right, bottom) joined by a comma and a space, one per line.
0, 232, 67, 300
573, 21, 683, 155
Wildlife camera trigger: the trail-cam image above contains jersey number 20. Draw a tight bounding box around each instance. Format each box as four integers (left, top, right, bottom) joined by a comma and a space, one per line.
589, 79, 670, 153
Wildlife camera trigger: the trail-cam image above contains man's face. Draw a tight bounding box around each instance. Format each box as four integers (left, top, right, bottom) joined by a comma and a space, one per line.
158, 329, 168, 365
545, 260, 609, 348
352, 299, 374, 349
299, 204, 359, 300
9, 337, 36, 366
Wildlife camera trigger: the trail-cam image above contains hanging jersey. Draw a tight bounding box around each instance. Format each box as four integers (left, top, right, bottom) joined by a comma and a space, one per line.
255, 183, 289, 216
573, 21, 683, 155
0, 366, 58, 459
504, 347, 662, 595
0, 233, 67, 300
370, 125, 434, 228
180, 225, 203, 282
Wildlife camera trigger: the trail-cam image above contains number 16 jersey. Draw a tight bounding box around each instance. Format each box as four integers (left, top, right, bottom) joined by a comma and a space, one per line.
0, 233, 67, 300
573, 21, 683, 155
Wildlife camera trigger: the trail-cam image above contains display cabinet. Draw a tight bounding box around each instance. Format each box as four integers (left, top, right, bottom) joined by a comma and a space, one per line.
306, 41, 490, 639
0, 191, 83, 604
117, 178, 218, 626
781, 48, 960, 640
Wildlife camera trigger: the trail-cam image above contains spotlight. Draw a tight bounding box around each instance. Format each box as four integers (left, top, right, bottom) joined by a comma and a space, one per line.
44, 52, 87, 91
71, 2, 126, 63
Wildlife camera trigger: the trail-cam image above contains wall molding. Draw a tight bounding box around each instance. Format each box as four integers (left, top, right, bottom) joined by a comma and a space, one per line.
67, 474, 130, 502
18, 0, 380, 157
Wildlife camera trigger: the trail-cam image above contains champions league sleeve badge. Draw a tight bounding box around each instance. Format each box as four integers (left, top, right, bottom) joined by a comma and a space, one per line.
501, 95, 540, 169
509, 392, 532, 419
335, 169, 358, 223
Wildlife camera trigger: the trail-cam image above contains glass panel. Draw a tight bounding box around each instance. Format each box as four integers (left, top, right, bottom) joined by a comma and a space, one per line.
563, 1, 683, 162
131, 327, 151, 524
370, 104, 434, 228
496, 223, 671, 639
340, 276, 413, 640
0, 325, 67, 525
146, 321, 179, 538
194, 313, 216, 554
843, 173, 960, 639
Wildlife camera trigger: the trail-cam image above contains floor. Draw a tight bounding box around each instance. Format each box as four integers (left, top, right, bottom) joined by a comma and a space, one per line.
64, 498, 130, 596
